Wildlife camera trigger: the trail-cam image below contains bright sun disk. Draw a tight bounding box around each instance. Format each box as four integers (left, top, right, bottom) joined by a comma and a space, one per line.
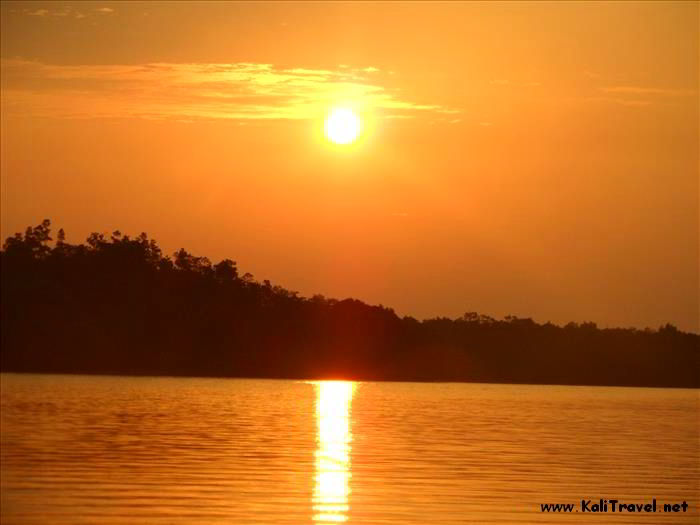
324, 108, 361, 145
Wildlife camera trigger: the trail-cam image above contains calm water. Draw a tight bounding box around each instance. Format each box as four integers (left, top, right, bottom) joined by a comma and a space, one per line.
1, 374, 697, 524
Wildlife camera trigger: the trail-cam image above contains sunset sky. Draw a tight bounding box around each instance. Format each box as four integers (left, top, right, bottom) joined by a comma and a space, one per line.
1, 1, 698, 332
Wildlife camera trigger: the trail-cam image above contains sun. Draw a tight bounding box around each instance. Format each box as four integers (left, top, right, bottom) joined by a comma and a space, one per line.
324, 107, 361, 145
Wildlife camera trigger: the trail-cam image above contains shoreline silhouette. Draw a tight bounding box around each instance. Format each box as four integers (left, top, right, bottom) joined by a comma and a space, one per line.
1, 220, 697, 388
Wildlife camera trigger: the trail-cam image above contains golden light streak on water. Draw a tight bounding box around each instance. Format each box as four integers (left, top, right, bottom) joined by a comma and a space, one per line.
313, 381, 355, 524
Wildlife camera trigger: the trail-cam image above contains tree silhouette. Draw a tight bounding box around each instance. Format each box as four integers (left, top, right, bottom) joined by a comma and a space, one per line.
1, 220, 697, 387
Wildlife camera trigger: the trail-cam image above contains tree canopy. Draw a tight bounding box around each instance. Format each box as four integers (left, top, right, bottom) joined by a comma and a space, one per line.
1, 220, 697, 388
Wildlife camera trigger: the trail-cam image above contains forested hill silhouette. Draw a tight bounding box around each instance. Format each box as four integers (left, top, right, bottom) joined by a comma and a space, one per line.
1, 220, 698, 388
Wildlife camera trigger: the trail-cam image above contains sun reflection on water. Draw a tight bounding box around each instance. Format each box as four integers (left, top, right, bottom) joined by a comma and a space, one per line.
313, 381, 355, 524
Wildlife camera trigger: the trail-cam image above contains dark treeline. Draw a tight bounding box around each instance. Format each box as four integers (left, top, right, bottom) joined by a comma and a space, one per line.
1, 220, 698, 388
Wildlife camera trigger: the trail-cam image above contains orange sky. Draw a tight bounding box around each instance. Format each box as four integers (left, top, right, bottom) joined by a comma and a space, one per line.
1, 1, 698, 331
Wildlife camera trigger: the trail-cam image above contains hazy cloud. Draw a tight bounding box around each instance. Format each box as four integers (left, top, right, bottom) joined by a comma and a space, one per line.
600, 85, 696, 96
96, 7, 115, 14
0, 60, 456, 121
22, 6, 90, 19
587, 96, 652, 107
490, 79, 541, 87
590, 85, 697, 108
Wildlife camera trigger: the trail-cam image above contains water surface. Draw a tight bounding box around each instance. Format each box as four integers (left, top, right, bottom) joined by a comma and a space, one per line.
1, 374, 697, 523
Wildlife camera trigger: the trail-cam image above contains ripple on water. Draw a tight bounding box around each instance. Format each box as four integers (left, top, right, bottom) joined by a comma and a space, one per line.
1, 374, 697, 524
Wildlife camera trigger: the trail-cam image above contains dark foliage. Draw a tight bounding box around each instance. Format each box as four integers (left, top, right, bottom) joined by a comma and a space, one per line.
1, 220, 697, 387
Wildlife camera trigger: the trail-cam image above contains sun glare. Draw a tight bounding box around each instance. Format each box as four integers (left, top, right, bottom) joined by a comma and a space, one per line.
324, 108, 361, 145
313, 381, 355, 524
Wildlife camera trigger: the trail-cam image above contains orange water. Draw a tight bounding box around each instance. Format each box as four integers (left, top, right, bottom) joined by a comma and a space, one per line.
1, 374, 697, 524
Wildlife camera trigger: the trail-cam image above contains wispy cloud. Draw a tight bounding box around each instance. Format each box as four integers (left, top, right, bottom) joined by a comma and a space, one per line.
586, 97, 652, 107
22, 6, 87, 19
600, 85, 696, 96
19, 5, 109, 19
589, 85, 697, 108
489, 79, 541, 87
0, 60, 456, 121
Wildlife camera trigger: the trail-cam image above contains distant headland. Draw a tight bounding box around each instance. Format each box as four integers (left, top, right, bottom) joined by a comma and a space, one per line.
1, 220, 697, 388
